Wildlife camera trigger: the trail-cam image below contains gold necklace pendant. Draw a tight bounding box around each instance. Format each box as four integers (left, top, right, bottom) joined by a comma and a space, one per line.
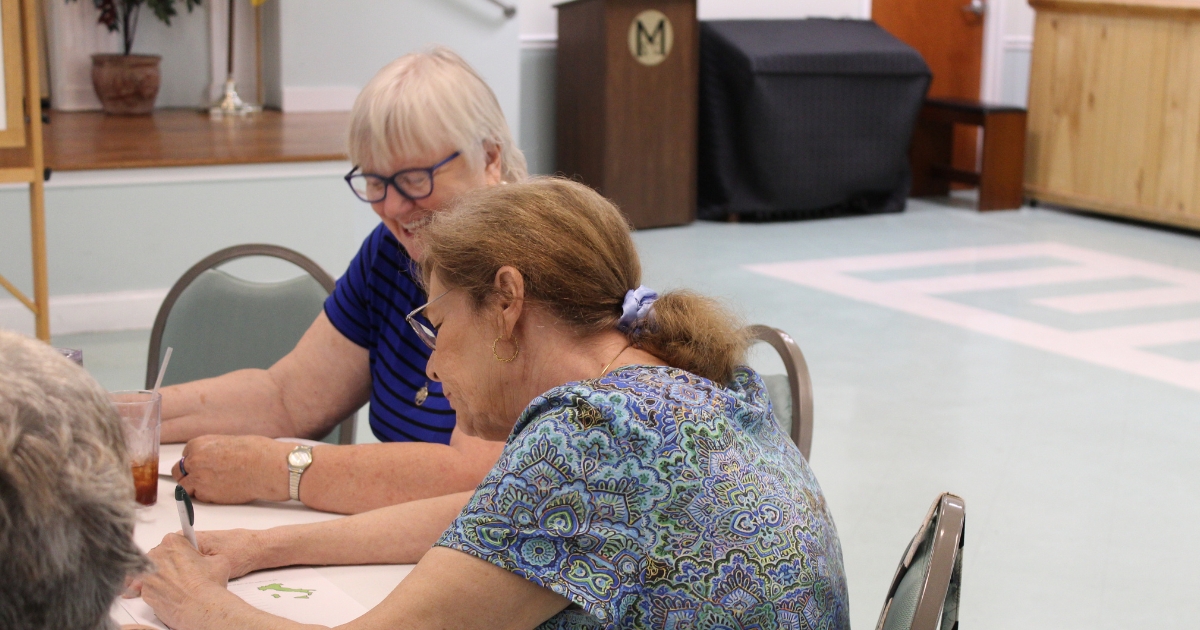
415, 384, 429, 406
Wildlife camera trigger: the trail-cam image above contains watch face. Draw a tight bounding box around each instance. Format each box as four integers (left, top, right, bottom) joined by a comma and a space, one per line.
288, 449, 312, 468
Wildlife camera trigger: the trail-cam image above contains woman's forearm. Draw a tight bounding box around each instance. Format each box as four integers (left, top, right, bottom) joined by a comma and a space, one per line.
160, 369, 297, 443
296, 440, 502, 514
159, 313, 371, 445
184, 586, 328, 630
256, 492, 475, 570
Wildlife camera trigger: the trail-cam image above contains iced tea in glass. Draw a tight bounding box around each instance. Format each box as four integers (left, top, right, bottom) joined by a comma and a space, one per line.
109, 390, 161, 506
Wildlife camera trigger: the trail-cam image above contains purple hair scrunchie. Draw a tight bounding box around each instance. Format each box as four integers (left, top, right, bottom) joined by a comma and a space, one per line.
616, 286, 658, 334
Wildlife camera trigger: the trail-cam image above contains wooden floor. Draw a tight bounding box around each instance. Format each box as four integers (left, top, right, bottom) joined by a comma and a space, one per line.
44, 109, 350, 171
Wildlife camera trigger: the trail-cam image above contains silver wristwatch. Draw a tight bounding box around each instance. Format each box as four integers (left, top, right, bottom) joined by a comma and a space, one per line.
286, 445, 314, 501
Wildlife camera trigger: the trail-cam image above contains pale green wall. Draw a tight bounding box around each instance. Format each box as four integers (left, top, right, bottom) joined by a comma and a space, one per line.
277, 0, 520, 132
518, 47, 556, 176
0, 170, 376, 298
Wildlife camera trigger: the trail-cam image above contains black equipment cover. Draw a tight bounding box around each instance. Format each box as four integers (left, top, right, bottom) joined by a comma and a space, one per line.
698, 19, 931, 220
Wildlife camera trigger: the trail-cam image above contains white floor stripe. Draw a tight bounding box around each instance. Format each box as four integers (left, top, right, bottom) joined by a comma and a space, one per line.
887, 265, 1121, 294
746, 242, 1200, 393
1073, 318, 1200, 347
1033, 287, 1200, 313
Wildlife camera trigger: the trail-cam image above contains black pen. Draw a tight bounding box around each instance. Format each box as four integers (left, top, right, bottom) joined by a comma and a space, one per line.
175, 485, 198, 549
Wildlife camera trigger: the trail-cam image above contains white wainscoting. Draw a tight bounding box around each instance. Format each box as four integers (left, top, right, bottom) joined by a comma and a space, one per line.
0, 161, 363, 336
0, 289, 168, 336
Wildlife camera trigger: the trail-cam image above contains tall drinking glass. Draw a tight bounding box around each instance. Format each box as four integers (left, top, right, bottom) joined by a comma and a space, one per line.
109, 390, 161, 506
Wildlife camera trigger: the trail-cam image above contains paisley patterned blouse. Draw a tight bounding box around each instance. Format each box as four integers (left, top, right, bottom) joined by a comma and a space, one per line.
436, 365, 850, 630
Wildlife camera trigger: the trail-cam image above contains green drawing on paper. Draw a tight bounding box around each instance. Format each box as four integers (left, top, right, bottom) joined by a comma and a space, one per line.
257, 583, 315, 599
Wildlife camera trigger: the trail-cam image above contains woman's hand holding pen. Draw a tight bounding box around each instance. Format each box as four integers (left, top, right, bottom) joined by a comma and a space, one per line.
140, 534, 237, 630
123, 528, 265, 599
193, 529, 270, 580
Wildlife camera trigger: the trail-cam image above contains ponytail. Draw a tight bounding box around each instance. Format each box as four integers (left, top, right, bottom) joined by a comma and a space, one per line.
627, 290, 748, 385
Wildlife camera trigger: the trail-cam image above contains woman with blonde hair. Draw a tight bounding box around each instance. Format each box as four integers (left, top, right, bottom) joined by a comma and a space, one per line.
136, 178, 850, 630
155, 48, 524, 514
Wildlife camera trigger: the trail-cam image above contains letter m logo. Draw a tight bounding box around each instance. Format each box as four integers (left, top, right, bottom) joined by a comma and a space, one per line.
636, 18, 667, 57
627, 10, 673, 66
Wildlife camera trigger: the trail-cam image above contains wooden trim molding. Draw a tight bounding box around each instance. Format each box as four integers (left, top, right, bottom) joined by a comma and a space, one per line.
1029, 0, 1200, 18
1026, 186, 1200, 232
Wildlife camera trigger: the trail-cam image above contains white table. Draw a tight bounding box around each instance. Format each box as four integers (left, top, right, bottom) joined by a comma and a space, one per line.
110, 443, 415, 625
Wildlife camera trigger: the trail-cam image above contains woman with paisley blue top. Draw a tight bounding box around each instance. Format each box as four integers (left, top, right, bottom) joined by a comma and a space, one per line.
135, 178, 850, 630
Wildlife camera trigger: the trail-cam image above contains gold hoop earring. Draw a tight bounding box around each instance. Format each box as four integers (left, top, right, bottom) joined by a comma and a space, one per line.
492, 336, 519, 362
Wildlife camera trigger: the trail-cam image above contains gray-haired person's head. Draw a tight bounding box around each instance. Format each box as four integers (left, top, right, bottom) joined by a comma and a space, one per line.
0, 331, 149, 630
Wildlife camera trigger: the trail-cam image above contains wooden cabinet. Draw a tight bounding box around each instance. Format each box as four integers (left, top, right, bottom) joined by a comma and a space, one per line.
1025, 0, 1200, 230
556, 0, 697, 229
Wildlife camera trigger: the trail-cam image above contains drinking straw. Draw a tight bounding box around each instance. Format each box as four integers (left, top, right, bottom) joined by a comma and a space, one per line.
152, 348, 174, 393
142, 347, 173, 428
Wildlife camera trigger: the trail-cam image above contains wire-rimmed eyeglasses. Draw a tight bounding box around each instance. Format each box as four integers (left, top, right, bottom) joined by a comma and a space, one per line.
344, 152, 461, 203
406, 289, 454, 350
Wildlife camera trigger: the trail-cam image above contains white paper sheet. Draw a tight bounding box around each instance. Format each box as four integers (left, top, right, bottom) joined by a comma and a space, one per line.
159, 443, 184, 476
120, 567, 368, 628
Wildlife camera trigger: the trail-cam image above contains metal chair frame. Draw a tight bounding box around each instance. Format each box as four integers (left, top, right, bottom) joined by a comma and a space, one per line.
146, 244, 356, 445
748, 324, 814, 460
878, 493, 966, 630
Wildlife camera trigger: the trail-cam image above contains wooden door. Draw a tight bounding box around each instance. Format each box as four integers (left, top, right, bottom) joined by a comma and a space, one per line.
873, 0, 984, 174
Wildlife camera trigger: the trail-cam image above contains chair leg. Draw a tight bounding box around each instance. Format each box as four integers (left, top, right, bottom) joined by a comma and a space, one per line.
909, 118, 954, 197
978, 111, 1027, 211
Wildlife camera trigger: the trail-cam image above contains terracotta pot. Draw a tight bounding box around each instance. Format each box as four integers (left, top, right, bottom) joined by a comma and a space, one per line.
91, 54, 161, 115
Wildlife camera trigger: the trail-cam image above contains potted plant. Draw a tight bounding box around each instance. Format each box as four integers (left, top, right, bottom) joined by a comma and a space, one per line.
68, 0, 202, 115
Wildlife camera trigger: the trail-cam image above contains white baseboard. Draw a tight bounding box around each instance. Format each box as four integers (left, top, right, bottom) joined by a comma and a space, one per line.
281, 86, 361, 112
520, 34, 558, 50
0, 289, 168, 337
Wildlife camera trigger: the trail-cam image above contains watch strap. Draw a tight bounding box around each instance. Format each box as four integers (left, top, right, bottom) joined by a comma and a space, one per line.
288, 468, 302, 501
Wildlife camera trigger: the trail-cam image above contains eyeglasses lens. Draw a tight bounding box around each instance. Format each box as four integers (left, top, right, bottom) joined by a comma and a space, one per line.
408, 317, 437, 350
348, 175, 387, 203
417, 323, 437, 349
397, 172, 432, 198
347, 173, 435, 203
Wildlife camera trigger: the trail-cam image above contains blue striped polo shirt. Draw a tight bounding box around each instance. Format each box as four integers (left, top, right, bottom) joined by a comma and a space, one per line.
324, 223, 456, 443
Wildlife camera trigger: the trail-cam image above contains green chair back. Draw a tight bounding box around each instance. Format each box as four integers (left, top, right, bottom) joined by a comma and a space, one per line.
877, 493, 965, 630
146, 245, 355, 445
747, 325, 814, 460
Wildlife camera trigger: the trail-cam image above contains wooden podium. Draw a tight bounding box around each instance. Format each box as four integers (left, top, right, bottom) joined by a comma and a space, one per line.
555, 0, 697, 229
